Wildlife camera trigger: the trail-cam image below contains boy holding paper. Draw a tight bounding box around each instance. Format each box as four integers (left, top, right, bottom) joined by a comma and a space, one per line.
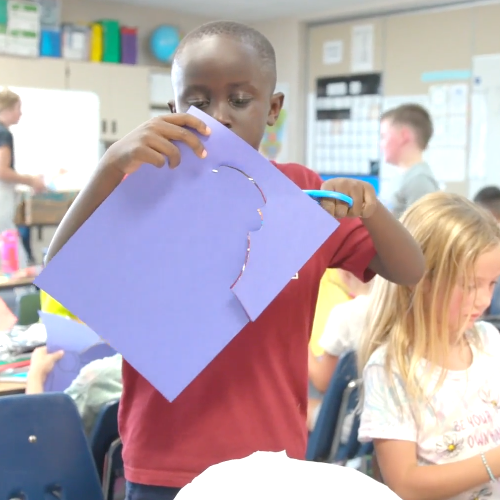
45, 21, 424, 500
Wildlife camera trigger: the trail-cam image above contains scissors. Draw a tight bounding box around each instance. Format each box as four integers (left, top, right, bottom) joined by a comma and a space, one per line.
303, 190, 353, 208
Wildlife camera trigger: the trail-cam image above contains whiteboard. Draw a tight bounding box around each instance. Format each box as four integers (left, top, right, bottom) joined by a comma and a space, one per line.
469, 54, 500, 198
9, 87, 100, 191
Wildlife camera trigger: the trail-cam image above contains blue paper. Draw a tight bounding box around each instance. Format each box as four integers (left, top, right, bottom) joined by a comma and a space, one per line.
35, 107, 339, 401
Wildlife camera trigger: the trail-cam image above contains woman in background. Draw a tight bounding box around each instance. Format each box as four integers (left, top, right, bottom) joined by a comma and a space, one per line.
0, 88, 45, 268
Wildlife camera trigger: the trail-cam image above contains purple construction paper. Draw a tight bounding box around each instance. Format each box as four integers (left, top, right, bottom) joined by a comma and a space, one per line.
40, 311, 117, 393
35, 106, 339, 401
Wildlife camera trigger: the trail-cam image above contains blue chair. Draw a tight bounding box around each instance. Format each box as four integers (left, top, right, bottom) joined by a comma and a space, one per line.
306, 350, 364, 463
102, 437, 124, 500
89, 400, 123, 500
0, 393, 104, 500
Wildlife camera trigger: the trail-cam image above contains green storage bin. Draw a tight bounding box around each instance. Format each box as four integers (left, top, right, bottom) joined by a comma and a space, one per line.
0, 0, 7, 26
98, 18, 120, 63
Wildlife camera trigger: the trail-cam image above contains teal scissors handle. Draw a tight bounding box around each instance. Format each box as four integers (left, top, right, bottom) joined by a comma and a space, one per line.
303, 190, 353, 207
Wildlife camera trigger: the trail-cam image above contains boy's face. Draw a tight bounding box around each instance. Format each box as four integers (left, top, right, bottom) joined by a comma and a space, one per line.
170, 35, 283, 150
380, 119, 406, 165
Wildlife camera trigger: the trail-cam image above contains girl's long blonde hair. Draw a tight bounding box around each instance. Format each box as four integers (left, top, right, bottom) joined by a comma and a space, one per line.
358, 192, 500, 406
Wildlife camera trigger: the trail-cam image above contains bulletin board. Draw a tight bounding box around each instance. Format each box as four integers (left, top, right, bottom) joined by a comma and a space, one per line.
306, 2, 500, 198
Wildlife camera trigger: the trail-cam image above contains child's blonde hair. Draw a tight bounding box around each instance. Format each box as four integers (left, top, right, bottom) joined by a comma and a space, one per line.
0, 88, 20, 113
358, 192, 500, 407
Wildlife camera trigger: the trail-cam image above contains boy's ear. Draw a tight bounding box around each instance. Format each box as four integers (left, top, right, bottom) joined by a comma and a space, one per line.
267, 92, 284, 127
400, 125, 413, 144
168, 100, 176, 113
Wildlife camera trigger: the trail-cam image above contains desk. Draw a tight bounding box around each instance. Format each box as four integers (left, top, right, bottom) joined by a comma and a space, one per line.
0, 380, 25, 396
0, 276, 34, 291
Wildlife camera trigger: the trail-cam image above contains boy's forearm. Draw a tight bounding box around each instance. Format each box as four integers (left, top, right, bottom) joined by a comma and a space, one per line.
46, 160, 124, 263
364, 201, 424, 285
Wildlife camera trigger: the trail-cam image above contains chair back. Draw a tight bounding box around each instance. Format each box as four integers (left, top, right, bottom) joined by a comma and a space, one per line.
15, 291, 41, 326
306, 350, 361, 463
0, 393, 104, 500
89, 399, 120, 483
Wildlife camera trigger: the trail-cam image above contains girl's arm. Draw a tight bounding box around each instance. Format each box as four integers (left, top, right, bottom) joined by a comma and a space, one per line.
375, 439, 500, 500
308, 349, 339, 393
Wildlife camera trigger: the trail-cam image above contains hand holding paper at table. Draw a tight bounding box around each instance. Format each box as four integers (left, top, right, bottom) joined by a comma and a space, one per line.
40, 311, 116, 393
35, 106, 339, 401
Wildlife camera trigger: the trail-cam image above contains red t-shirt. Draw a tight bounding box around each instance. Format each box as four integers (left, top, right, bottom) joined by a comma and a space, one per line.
119, 162, 376, 487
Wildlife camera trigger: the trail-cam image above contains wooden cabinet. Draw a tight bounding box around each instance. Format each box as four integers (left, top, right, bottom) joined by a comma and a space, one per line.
66, 61, 150, 141
0, 56, 66, 89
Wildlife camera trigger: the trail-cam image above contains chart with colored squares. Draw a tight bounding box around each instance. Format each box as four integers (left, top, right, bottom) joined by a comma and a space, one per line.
310, 73, 382, 178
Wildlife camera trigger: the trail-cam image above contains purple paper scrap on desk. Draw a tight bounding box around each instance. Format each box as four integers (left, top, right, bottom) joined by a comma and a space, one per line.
35, 106, 339, 401
40, 311, 116, 393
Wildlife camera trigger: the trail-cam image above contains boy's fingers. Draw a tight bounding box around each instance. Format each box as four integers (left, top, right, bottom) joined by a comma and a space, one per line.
348, 186, 365, 218
156, 121, 207, 159
162, 114, 211, 136
361, 188, 378, 218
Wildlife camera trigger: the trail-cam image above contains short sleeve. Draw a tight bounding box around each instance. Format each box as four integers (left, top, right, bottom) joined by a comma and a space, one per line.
358, 361, 417, 443
326, 219, 376, 282
0, 128, 11, 148
318, 300, 356, 356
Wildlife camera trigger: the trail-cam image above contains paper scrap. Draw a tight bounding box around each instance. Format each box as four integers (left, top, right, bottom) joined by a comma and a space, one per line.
40, 311, 116, 393
0, 298, 17, 331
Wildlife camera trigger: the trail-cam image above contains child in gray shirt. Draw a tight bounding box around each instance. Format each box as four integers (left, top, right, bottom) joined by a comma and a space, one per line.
380, 104, 440, 218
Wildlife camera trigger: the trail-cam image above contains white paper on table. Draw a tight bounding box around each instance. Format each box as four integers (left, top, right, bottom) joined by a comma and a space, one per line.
175, 451, 402, 500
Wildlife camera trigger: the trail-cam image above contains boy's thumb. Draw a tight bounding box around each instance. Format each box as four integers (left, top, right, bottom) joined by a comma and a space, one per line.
53, 350, 65, 360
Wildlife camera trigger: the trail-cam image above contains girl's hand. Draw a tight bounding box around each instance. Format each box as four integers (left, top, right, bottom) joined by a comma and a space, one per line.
101, 114, 211, 175
29, 346, 64, 380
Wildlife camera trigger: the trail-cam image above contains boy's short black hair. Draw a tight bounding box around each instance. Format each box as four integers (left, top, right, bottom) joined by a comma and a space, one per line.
174, 20, 277, 89
474, 186, 500, 219
474, 186, 500, 204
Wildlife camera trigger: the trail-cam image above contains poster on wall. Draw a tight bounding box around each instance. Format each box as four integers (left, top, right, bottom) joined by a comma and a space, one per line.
351, 25, 374, 73
308, 73, 382, 175
469, 54, 500, 198
260, 82, 289, 163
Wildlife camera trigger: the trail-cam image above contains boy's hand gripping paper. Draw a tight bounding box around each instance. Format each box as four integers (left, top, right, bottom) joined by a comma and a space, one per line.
40, 311, 116, 393
35, 107, 339, 401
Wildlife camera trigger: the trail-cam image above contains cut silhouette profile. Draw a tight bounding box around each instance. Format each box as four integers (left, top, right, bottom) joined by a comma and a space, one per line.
35, 107, 339, 401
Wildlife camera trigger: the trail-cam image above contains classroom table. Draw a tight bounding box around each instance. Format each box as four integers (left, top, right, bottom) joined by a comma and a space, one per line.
0, 380, 25, 396
0, 275, 34, 291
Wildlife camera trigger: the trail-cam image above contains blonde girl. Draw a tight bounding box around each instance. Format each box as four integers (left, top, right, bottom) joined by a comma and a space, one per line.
358, 192, 500, 500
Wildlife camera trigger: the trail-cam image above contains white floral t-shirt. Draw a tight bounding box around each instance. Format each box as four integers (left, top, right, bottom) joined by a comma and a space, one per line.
359, 321, 500, 500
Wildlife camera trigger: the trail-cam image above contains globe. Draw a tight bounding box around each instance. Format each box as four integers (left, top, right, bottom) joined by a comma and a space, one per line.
150, 25, 180, 63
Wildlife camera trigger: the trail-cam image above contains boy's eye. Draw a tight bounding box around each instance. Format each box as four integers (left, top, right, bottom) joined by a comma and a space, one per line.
187, 100, 208, 109
231, 97, 252, 107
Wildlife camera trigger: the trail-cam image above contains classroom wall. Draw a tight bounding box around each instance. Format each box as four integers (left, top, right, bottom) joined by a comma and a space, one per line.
306, 1, 500, 196
251, 17, 307, 164
61, 0, 213, 66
